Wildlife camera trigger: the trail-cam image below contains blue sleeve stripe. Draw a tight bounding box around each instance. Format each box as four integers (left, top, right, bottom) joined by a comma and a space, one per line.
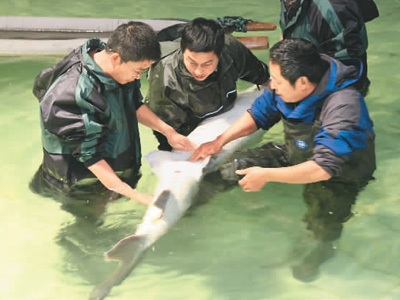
250, 90, 280, 129
315, 129, 368, 156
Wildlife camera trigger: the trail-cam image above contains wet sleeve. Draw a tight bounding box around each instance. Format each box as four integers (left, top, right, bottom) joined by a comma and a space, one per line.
226, 35, 270, 85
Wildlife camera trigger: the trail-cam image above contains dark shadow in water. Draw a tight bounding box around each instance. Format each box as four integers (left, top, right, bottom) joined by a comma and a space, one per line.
54, 207, 143, 285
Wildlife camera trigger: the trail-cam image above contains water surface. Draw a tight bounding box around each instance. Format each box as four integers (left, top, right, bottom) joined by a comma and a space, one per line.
1, 1, 400, 299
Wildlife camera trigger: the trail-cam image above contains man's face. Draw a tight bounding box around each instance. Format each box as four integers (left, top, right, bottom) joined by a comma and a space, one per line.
269, 61, 305, 103
183, 49, 219, 81
113, 58, 153, 84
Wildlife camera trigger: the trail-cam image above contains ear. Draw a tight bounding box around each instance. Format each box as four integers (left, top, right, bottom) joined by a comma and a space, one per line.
296, 76, 312, 89
299, 76, 309, 85
110, 53, 121, 68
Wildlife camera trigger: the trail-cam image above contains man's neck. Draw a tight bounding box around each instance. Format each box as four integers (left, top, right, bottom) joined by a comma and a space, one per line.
93, 50, 111, 75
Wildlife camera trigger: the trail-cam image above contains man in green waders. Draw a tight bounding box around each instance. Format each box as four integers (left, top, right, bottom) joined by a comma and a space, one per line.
145, 17, 270, 151
190, 38, 376, 282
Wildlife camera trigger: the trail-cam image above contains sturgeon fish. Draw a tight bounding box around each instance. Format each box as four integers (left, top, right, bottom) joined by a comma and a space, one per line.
89, 86, 264, 300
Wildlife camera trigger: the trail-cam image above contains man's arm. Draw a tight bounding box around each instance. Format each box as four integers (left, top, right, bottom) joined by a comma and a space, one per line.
145, 57, 189, 134
88, 159, 152, 205
236, 160, 332, 192
226, 35, 270, 85
189, 111, 258, 161
136, 104, 195, 151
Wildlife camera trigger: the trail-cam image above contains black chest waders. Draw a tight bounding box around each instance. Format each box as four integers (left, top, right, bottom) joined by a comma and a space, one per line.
282, 116, 321, 166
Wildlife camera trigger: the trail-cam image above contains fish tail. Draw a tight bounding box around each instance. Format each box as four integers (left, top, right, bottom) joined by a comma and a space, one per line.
88, 235, 148, 300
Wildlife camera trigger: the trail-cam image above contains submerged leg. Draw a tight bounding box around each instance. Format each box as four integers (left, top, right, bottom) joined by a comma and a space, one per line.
291, 240, 335, 282
291, 179, 368, 282
219, 142, 289, 181
191, 142, 289, 206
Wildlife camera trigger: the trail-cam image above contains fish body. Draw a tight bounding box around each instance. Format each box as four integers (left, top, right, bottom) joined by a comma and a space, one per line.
89, 87, 264, 299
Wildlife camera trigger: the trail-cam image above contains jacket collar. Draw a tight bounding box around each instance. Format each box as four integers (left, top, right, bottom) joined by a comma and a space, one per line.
276, 54, 361, 121
81, 38, 122, 91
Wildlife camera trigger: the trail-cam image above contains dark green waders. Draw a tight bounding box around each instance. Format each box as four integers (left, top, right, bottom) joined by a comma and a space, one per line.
216, 116, 375, 281
220, 116, 375, 241
30, 166, 142, 224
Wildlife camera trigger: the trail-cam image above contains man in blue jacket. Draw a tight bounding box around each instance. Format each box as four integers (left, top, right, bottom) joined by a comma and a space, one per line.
190, 38, 375, 282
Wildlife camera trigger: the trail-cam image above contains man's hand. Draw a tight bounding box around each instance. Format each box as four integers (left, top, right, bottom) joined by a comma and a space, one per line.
166, 131, 196, 152
189, 138, 224, 161
236, 161, 332, 192
136, 105, 195, 152
236, 167, 268, 192
111, 183, 153, 206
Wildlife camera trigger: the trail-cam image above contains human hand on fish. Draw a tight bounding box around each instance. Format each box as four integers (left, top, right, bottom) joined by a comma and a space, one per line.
136, 104, 195, 152
188, 136, 224, 161
166, 131, 196, 152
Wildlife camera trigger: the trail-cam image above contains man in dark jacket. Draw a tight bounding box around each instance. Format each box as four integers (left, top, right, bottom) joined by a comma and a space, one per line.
30, 22, 194, 222
145, 17, 270, 150
190, 39, 375, 282
279, 0, 379, 96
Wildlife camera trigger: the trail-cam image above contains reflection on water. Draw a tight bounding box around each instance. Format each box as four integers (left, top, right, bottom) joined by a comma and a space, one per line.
1, 1, 400, 299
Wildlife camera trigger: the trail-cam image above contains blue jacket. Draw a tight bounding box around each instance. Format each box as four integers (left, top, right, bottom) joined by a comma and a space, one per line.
250, 55, 375, 179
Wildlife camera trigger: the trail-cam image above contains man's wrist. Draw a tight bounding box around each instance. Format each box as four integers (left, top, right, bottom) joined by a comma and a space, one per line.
110, 182, 131, 195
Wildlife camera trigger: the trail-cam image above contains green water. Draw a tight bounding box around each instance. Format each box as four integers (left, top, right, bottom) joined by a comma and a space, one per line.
1, 1, 400, 299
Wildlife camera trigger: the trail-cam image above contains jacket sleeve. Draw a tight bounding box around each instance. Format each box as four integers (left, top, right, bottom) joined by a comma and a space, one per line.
132, 79, 144, 110
333, 0, 366, 58
249, 88, 281, 130
312, 88, 372, 176
40, 67, 107, 167
145, 61, 189, 132
225, 35, 270, 85
309, 0, 366, 58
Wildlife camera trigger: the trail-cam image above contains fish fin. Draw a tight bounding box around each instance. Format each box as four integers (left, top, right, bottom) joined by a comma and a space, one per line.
154, 190, 171, 210
147, 189, 171, 223
89, 235, 148, 300
105, 234, 147, 262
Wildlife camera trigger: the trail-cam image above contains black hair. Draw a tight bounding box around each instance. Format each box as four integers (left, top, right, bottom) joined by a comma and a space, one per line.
269, 38, 329, 86
106, 21, 161, 63
180, 17, 225, 56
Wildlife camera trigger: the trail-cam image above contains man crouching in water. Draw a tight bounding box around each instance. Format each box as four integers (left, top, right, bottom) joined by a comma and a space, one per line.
30, 22, 194, 223
190, 38, 376, 282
